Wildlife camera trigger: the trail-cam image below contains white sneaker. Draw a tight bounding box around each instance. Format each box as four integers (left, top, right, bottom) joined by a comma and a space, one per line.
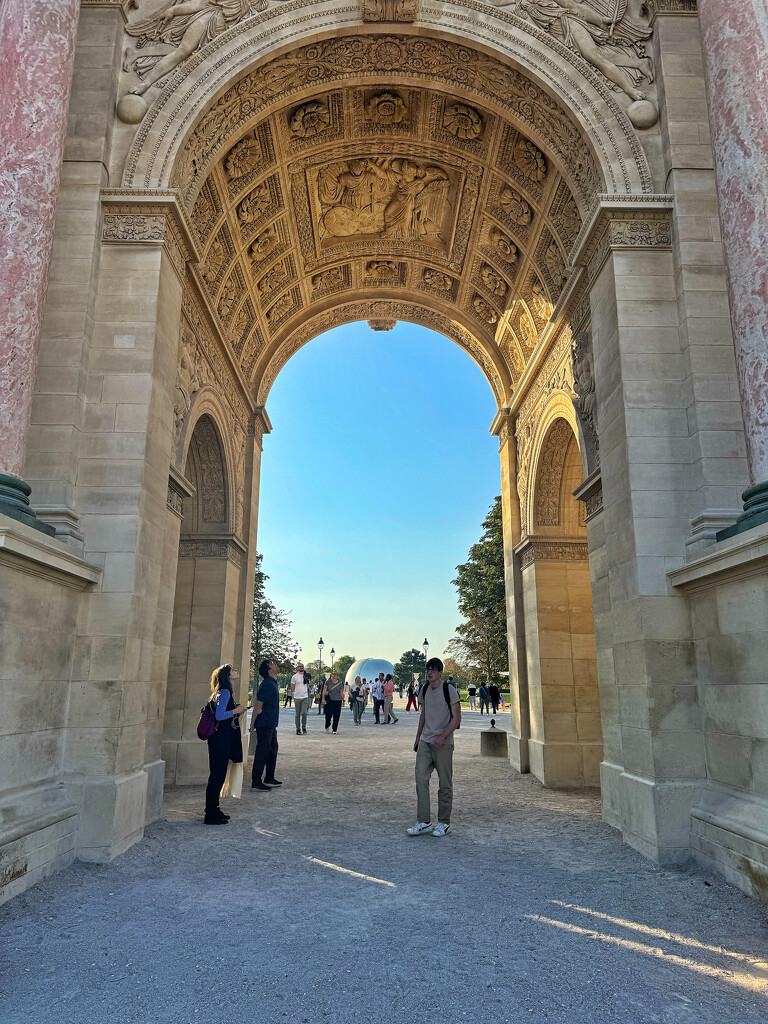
432, 823, 451, 838
406, 821, 433, 836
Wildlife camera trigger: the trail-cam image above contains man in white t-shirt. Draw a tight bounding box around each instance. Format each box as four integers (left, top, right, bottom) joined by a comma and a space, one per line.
407, 657, 460, 838
371, 673, 385, 724
291, 662, 309, 735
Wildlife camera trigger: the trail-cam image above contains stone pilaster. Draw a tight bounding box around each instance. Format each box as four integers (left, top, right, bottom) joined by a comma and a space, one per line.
697, 0, 768, 536
495, 413, 530, 773
0, 0, 80, 531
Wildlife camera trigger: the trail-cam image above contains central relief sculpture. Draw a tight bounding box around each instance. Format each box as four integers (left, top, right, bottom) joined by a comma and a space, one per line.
313, 157, 452, 246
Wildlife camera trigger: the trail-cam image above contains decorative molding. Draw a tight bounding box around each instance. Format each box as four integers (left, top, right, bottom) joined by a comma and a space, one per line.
571, 195, 674, 281
573, 469, 603, 523
0, 519, 102, 591
100, 189, 201, 280
362, 0, 418, 21
649, 0, 698, 17
178, 535, 246, 569
515, 537, 590, 570
167, 467, 195, 520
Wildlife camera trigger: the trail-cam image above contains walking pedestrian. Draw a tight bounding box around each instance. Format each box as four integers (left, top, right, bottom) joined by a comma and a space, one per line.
371, 673, 385, 724
316, 675, 326, 714
407, 658, 460, 838
488, 682, 501, 715
478, 682, 490, 715
250, 659, 282, 792
406, 679, 419, 712
351, 675, 365, 725
383, 673, 399, 724
204, 664, 246, 824
323, 671, 344, 734
467, 682, 477, 711
291, 661, 309, 735
283, 680, 293, 708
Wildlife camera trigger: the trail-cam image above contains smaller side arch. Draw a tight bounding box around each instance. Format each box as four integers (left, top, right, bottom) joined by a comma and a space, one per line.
524, 392, 581, 540
179, 399, 234, 534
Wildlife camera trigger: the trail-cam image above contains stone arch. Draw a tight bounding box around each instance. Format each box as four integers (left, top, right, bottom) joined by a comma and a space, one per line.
181, 407, 232, 534
254, 298, 510, 409
524, 391, 580, 540
118, 14, 653, 201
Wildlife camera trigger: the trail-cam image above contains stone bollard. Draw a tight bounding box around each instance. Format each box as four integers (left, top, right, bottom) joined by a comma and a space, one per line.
480, 718, 508, 758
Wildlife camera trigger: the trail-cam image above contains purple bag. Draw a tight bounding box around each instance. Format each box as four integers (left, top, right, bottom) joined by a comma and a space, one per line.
197, 700, 216, 740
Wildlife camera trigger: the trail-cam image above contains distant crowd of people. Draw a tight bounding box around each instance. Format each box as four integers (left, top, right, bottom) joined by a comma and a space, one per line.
202, 657, 506, 835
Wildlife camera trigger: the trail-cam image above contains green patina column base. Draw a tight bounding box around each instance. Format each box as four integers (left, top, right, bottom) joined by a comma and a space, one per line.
0, 472, 56, 537
716, 480, 768, 541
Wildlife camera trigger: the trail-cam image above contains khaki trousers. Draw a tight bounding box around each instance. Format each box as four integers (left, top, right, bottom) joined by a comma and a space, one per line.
415, 740, 453, 825
383, 695, 398, 722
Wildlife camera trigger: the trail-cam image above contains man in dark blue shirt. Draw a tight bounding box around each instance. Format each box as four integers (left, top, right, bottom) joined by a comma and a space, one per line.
250, 658, 282, 791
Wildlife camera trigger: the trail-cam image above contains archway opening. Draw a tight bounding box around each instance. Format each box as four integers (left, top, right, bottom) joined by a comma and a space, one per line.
520, 418, 601, 787
164, 413, 243, 786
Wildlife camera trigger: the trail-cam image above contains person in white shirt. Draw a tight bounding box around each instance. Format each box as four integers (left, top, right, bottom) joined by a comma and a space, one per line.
291, 662, 309, 735
371, 673, 385, 724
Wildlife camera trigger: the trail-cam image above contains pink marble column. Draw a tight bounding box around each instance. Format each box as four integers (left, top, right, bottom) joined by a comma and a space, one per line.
698, 0, 768, 527
0, 0, 80, 483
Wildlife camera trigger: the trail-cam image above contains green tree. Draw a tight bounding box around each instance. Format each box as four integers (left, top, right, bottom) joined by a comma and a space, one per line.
394, 648, 426, 685
448, 496, 507, 683
250, 554, 300, 697
332, 653, 356, 682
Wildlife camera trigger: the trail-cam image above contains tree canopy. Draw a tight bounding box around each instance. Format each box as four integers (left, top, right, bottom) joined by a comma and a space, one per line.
250, 554, 300, 695
394, 648, 426, 685
448, 495, 507, 683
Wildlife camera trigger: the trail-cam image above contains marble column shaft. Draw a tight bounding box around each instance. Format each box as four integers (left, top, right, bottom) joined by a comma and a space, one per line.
697, 0, 768, 486
0, 0, 81, 479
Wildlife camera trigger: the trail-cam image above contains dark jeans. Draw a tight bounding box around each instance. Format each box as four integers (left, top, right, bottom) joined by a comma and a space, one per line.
479, 699, 490, 715
205, 731, 232, 814
373, 696, 382, 723
491, 702, 499, 714
251, 727, 278, 784
324, 699, 342, 732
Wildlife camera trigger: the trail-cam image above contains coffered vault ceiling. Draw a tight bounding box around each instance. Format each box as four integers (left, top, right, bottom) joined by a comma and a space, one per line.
181, 75, 588, 406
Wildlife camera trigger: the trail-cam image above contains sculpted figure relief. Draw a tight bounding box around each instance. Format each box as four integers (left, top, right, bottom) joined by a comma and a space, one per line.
315, 157, 450, 243
490, 0, 657, 124
123, 1, 270, 97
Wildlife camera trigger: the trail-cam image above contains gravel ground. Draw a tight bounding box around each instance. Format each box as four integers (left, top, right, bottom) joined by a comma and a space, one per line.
2, 708, 767, 1024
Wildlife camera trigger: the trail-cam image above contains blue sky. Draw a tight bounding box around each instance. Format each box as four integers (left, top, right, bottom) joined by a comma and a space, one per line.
257, 321, 500, 666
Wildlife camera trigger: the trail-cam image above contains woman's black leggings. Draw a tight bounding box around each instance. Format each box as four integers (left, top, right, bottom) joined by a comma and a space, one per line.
324, 699, 342, 732
205, 732, 231, 814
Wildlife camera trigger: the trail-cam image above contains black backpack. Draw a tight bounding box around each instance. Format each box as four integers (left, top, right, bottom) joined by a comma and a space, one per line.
419, 682, 460, 730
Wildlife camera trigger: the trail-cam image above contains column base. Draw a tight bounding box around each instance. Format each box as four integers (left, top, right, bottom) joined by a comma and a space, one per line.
616, 771, 702, 866
716, 480, 768, 540
508, 731, 530, 773
691, 784, 768, 903
0, 473, 55, 537
65, 770, 147, 862
529, 738, 602, 787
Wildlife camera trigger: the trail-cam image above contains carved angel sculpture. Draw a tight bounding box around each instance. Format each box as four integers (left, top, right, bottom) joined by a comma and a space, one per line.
499, 0, 654, 102
124, 0, 268, 95
381, 159, 449, 241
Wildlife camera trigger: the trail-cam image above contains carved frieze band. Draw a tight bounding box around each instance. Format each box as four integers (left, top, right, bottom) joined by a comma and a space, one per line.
101, 189, 202, 280
178, 537, 244, 569
572, 196, 674, 282
517, 538, 589, 570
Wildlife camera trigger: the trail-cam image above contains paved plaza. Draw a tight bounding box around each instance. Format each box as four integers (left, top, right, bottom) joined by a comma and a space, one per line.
2, 709, 767, 1024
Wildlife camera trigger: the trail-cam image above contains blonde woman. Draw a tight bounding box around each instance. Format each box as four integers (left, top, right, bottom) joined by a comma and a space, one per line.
204, 664, 245, 824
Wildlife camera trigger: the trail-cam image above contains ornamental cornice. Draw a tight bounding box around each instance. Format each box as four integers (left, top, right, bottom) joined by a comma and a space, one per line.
570, 194, 674, 282
178, 534, 246, 568
100, 189, 202, 277
514, 537, 589, 570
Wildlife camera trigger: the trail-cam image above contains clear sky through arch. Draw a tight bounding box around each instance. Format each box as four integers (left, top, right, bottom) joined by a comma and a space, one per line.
257, 321, 500, 667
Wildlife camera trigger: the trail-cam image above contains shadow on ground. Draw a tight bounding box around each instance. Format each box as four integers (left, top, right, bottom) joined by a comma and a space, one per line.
2, 711, 767, 1024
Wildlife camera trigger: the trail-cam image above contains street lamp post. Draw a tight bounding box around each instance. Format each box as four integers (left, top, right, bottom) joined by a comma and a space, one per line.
423, 637, 429, 677
318, 636, 324, 685
330, 647, 335, 673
